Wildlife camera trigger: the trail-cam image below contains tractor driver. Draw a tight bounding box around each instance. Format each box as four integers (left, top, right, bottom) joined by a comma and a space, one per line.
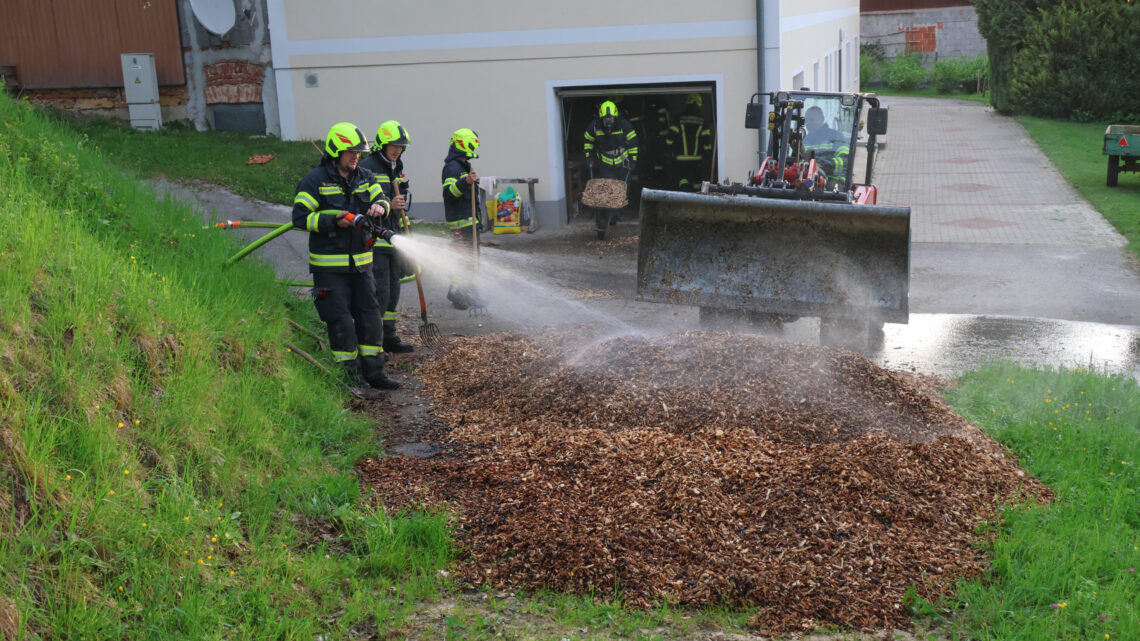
802, 106, 851, 187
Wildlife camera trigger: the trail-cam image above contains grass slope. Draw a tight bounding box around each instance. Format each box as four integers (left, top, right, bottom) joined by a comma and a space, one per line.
0, 92, 451, 639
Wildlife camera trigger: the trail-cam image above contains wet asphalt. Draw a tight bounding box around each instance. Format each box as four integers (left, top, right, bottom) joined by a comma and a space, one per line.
156, 96, 1140, 380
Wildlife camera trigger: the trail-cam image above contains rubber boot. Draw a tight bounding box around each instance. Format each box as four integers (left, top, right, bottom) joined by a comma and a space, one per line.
383, 323, 415, 353
447, 283, 471, 310
342, 362, 382, 400
366, 354, 401, 390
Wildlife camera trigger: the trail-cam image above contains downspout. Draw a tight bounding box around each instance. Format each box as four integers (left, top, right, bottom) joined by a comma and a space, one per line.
755, 0, 766, 158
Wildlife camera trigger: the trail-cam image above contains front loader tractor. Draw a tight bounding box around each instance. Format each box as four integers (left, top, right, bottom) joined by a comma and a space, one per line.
636, 90, 911, 345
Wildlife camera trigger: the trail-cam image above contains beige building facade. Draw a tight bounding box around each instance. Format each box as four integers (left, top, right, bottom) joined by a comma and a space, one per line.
267, 0, 859, 226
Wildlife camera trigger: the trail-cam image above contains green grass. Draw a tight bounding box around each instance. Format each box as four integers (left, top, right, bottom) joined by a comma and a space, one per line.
931, 363, 1140, 640
7, 90, 1140, 640
67, 117, 320, 206
0, 92, 454, 639
1017, 116, 1140, 255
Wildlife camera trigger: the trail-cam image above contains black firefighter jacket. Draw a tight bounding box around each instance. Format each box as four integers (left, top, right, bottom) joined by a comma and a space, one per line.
359, 152, 410, 253
291, 157, 390, 273
441, 146, 476, 230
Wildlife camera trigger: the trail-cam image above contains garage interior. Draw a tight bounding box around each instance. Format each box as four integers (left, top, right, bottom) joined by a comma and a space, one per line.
558, 83, 717, 223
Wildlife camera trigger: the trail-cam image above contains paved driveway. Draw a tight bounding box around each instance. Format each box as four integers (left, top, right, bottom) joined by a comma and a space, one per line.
873, 96, 1140, 326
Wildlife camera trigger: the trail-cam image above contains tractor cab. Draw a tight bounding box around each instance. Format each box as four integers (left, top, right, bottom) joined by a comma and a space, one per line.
744, 90, 888, 204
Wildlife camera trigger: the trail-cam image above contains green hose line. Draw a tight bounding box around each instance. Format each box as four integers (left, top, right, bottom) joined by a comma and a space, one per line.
224, 221, 295, 267
203, 220, 286, 230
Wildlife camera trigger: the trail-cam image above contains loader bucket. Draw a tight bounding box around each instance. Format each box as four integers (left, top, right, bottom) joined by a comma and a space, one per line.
636, 189, 911, 322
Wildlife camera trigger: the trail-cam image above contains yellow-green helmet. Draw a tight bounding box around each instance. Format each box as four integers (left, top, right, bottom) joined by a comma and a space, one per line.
324, 122, 369, 158
599, 100, 619, 117
450, 128, 480, 158
375, 120, 410, 151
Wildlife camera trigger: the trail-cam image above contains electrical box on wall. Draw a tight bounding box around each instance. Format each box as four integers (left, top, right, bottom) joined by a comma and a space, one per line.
120, 53, 162, 130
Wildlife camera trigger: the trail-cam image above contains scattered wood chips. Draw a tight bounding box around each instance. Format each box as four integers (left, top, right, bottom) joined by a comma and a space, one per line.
581, 178, 628, 209
357, 330, 1051, 634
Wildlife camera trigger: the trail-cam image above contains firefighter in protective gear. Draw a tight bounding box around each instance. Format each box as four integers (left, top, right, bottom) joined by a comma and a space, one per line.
584, 100, 639, 181
802, 106, 851, 189
441, 128, 483, 311
662, 93, 714, 192
360, 120, 415, 353
292, 122, 399, 396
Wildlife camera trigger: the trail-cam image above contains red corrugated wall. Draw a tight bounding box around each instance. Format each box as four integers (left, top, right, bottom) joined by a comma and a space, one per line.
0, 0, 183, 89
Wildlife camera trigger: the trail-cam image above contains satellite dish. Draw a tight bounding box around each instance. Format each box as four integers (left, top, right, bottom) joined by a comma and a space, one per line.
189, 0, 236, 36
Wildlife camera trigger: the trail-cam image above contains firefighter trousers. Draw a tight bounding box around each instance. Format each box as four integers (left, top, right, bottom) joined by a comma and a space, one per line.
372, 251, 403, 343
311, 270, 386, 383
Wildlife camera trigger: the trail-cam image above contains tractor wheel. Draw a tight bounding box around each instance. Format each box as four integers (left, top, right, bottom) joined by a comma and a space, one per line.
1107, 156, 1120, 187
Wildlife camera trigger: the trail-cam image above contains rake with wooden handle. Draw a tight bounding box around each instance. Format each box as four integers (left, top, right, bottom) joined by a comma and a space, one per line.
393, 179, 444, 352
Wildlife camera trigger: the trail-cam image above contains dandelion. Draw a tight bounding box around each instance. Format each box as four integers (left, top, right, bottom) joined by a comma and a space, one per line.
198, 558, 204, 564
230, 570, 235, 576
108, 490, 115, 496
65, 474, 71, 481
117, 422, 124, 428
211, 536, 217, 542
134, 419, 140, 425
141, 523, 147, 528
123, 469, 130, 475
118, 585, 123, 591
184, 516, 189, 521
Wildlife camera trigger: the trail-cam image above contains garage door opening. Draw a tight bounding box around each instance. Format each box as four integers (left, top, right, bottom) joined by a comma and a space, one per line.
557, 82, 717, 222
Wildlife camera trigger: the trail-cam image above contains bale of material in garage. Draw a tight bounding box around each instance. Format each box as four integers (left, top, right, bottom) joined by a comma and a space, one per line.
357, 330, 1052, 635
581, 178, 628, 209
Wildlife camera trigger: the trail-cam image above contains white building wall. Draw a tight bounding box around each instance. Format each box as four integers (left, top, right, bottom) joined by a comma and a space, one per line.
779, 0, 860, 92
267, 0, 858, 223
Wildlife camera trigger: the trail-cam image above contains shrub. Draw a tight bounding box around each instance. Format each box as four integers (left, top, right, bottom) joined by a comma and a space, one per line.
882, 52, 927, 91
859, 41, 887, 87
860, 55, 881, 87
975, 0, 1140, 119
929, 54, 989, 94
930, 57, 967, 93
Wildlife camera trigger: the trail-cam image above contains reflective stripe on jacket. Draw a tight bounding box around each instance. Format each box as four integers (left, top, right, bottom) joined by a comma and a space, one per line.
441, 146, 476, 226
291, 157, 390, 273
360, 152, 410, 252
584, 117, 639, 166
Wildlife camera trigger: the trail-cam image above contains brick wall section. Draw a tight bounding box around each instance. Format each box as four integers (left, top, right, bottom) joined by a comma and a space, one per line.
862, 5, 986, 61
203, 59, 264, 104
904, 25, 937, 53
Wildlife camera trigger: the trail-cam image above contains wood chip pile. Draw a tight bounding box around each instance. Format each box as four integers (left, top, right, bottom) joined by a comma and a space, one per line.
357, 331, 1051, 634
581, 178, 628, 209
